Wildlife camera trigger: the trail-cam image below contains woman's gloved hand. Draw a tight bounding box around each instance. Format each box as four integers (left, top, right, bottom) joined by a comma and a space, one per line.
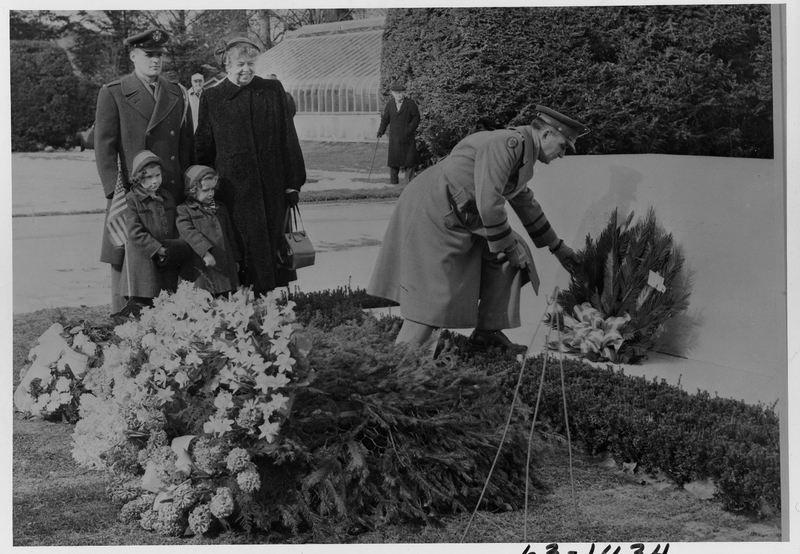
285, 189, 300, 207
550, 239, 579, 273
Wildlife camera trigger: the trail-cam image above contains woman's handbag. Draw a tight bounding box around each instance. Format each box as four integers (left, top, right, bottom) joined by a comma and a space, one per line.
279, 205, 315, 270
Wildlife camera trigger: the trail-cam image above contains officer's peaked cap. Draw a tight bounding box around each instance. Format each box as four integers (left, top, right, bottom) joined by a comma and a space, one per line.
125, 27, 170, 52
534, 105, 589, 152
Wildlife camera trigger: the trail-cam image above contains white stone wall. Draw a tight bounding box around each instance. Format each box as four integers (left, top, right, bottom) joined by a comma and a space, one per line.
513, 153, 785, 398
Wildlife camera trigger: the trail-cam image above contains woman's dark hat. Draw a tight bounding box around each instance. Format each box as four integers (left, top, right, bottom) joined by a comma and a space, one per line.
215, 34, 264, 59
124, 27, 170, 52
534, 105, 589, 151
389, 82, 407, 92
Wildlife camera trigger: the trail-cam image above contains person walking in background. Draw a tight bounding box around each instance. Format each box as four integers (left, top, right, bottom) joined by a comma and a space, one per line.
94, 27, 194, 312
377, 82, 420, 185
195, 34, 306, 297
176, 165, 241, 297
188, 73, 205, 133
119, 151, 192, 313
266, 74, 297, 118
368, 106, 587, 354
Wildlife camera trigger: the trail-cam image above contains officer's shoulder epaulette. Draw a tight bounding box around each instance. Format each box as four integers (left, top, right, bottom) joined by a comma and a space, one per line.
104, 79, 121, 88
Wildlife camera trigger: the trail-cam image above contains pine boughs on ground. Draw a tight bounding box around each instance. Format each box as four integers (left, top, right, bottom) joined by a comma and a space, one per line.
547, 207, 691, 364
240, 317, 534, 541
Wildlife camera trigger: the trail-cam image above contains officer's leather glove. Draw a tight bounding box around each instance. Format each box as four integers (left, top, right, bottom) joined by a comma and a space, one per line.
285, 189, 300, 208
502, 240, 531, 270
550, 239, 579, 273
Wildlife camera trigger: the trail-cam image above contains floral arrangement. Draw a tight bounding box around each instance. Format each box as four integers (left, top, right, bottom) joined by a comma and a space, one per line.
546, 208, 691, 364
71, 283, 313, 536
14, 321, 105, 421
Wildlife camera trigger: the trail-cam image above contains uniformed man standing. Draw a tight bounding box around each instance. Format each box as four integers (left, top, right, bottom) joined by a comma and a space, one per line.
95, 27, 195, 312
368, 106, 588, 353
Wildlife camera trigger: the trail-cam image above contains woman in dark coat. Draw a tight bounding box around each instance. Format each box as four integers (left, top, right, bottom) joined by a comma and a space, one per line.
195, 35, 306, 295
377, 82, 420, 184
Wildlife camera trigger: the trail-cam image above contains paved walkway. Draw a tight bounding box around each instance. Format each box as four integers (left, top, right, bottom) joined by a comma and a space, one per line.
10, 151, 781, 405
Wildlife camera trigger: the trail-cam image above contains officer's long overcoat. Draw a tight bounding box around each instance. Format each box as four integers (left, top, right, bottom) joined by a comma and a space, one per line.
368, 126, 562, 329
95, 73, 195, 266
195, 76, 306, 294
378, 97, 421, 167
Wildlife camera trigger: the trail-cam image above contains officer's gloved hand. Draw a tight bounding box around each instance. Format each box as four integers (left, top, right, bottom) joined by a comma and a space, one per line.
376, 132, 383, 139
551, 239, 579, 273
502, 240, 531, 270
285, 189, 299, 208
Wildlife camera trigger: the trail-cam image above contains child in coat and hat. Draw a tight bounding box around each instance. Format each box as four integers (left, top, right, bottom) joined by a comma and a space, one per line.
119, 150, 193, 313
176, 165, 241, 296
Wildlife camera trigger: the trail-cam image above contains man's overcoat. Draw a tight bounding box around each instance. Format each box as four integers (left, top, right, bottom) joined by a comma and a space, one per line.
368, 126, 562, 330
195, 76, 306, 294
378, 97, 420, 167
95, 73, 194, 266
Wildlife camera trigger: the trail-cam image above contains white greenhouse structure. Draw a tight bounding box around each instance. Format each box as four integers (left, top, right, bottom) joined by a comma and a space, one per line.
254, 17, 385, 142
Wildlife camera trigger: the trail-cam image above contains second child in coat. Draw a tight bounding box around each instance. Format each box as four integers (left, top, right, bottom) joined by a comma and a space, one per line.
120, 150, 193, 310
176, 165, 241, 296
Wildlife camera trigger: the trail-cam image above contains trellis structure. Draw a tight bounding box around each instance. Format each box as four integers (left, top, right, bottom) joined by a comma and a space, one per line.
254, 17, 385, 142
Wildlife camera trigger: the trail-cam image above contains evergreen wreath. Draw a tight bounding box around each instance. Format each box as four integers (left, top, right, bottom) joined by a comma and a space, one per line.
546, 207, 691, 364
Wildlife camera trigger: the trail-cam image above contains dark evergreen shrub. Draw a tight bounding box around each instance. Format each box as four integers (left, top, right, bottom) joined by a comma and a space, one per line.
283, 285, 398, 331
476, 351, 781, 517
381, 5, 773, 163
10, 40, 96, 151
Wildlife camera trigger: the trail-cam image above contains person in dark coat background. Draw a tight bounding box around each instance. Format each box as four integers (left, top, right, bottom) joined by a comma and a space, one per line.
266, 74, 297, 118
377, 82, 420, 185
94, 27, 194, 312
195, 35, 306, 296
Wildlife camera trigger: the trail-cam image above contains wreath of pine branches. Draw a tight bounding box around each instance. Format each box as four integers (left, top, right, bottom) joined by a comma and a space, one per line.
548, 207, 691, 364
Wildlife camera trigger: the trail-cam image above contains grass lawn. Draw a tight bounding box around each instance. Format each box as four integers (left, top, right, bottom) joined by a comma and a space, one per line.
11, 307, 782, 546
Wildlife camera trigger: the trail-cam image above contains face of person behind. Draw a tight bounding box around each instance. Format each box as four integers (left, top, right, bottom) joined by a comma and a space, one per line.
130, 49, 164, 82
391, 91, 405, 103
537, 128, 570, 164
191, 75, 204, 93
226, 53, 257, 86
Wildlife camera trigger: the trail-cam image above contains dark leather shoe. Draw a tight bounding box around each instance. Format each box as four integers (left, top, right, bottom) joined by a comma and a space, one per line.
468, 329, 528, 354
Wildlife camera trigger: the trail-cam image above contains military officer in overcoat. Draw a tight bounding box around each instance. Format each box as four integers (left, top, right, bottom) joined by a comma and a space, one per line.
95, 27, 195, 312
368, 106, 588, 353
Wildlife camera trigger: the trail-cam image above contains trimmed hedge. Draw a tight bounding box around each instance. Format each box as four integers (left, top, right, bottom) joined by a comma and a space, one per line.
457, 337, 781, 516
10, 40, 99, 151
381, 6, 773, 162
